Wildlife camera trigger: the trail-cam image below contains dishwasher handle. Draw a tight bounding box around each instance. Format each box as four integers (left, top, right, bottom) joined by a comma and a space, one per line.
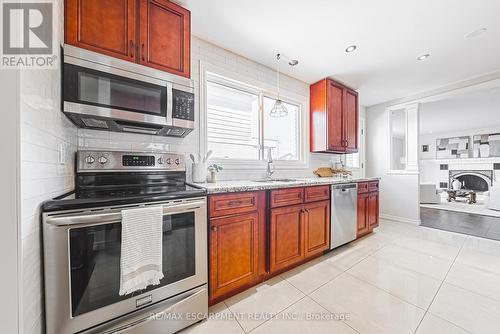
332, 183, 357, 190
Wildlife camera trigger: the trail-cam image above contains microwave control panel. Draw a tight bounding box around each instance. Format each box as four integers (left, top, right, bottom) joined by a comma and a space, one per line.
172, 89, 195, 121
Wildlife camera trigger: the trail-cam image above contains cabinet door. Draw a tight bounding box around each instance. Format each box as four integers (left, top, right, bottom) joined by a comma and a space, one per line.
304, 201, 330, 258
270, 205, 304, 272
344, 89, 358, 153
327, 81, 345, 152
65, 0, 136, 61
357, 193, 370, 237
209, 212, 259, 301
368, 192, 379, 229
139, 0, 191, 77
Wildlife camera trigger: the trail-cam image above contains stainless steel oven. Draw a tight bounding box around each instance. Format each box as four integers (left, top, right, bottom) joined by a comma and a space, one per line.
62, 45, 195, 137
43, 197, 207, 334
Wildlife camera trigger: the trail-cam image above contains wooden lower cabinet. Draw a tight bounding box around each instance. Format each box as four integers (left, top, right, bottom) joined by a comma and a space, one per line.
304, 200, 330, 258
357, 181, 380, 237
208, 191, 266, 304
209, 186, 332, 303
209, 212, 260, 301
269, 204, 304, 272
270, 200, 330, 272
357, 193, 370, 237
368, 192, 379, 229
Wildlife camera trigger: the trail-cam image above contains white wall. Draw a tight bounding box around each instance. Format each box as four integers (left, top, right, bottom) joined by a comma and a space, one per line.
0, 69, 21, 334
79, 36, 366, 180
366, 104, 420, 224
19, 1, 78, 333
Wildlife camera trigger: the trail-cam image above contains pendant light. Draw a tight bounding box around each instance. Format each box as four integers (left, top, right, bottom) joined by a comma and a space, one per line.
269, 53, 288, 117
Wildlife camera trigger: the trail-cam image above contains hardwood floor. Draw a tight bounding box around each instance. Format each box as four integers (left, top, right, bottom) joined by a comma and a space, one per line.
421, 207, 500, 241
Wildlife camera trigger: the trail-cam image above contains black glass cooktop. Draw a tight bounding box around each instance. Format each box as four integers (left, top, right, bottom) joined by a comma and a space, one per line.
42, 171, 206, 212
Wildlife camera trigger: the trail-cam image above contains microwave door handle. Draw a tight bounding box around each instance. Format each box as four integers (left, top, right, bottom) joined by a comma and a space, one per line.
45, 200, 206, 227
166, 82, 173, 126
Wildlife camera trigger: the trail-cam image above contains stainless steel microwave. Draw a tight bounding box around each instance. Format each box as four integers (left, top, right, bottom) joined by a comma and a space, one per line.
62, 45, 195, 137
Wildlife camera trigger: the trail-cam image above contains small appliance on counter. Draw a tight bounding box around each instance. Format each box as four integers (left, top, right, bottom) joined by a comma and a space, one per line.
42, 150, 208, 334
62, 45, 195, 137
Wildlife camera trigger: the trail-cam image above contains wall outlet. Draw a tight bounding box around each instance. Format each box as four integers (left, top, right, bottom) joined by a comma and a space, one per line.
58, 142, 66, 165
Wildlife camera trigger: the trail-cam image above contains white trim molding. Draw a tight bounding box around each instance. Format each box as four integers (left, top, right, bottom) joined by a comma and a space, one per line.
380, 214, 421, 225
386, 103, 420, 175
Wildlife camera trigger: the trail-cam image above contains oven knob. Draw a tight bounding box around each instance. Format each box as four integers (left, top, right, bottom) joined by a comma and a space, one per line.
175, 158, 180, 165
157, 157, 164, 165
166, 158, 172, 165
98, 156, 108, 164
85, 155, 95, 164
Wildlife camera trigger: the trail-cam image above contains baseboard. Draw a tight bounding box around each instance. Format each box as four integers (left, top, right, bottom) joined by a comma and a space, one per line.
380, 213, 421, 225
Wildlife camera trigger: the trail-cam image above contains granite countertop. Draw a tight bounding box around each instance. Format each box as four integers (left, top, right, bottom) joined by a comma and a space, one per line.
187, 176, 380, 194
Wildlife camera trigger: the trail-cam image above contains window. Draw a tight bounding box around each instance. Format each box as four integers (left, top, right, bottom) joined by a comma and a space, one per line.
206, 81, 260, 160
345, 118, 365, 169
263, 97, 300, 160
206, 73, 302, 162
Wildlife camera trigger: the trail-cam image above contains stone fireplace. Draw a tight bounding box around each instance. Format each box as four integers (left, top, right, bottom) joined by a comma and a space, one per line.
449, 170, 493, 192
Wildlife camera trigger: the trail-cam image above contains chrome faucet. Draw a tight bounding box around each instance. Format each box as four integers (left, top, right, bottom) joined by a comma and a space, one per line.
266, 147, 275, 179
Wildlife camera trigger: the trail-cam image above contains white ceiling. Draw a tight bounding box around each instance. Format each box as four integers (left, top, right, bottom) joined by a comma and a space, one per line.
420, 86, 500, 135
183, 0, 500, 106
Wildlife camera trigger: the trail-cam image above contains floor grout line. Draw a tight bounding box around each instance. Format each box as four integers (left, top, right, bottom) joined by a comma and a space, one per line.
412, 233, 468, 334
222, 300, 247, 334
306, 295, 361, 334
244, 294, 309, 333
342, 271, 428, 311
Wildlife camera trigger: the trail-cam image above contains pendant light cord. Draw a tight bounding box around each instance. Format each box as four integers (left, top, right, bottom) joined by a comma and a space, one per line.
276, 53, 281, 100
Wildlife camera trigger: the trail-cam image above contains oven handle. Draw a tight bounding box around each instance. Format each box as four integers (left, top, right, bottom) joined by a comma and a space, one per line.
44, 201, 205, 227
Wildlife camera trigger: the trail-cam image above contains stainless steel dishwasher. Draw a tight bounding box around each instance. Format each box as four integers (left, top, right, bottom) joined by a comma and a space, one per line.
331, 183, 358, 249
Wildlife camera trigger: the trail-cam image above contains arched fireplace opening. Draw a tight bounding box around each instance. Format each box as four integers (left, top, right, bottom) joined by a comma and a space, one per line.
449, 170, 493, 192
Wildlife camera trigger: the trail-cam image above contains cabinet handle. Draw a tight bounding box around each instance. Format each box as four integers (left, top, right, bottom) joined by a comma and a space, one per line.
130, 40, 134, 58
141, 44, 145, 61
211, 226, 217, 232
228, 200, 242, 207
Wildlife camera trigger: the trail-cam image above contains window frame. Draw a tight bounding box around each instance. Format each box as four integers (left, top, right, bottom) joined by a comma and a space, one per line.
199, 62, 308, 170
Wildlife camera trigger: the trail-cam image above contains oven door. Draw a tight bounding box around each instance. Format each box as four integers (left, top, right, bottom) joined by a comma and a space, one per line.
43, 198, 207, 334
63, 61, 171, 127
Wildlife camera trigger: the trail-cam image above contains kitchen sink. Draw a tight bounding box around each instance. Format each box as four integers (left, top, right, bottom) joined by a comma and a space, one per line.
252, 178, 299, 183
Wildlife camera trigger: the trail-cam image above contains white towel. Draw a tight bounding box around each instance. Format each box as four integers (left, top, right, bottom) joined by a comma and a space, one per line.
119, 206, 164, 296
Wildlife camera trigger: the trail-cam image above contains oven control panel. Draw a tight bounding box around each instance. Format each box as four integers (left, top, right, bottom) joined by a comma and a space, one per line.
77, 150, 185, 172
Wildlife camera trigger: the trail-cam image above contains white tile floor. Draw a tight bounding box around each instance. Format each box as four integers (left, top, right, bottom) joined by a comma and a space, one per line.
181, 220, 500, 334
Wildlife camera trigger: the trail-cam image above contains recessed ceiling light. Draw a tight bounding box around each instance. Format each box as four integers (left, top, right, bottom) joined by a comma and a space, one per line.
465, 27, 487, 38
417, 54, 430, 61
345, 45, 357, 53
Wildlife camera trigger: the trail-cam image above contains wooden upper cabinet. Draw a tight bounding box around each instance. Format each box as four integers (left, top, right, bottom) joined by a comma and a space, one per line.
304, 200, 330, 258
139, 0, 191, 77
310, 78, 359, 153
65, 0, 191, 77
65, 0, 136, 61
269, 205, 304, 272
327, 81, 345, 151
345, 89, 359, 153
209, 212, 259, 301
